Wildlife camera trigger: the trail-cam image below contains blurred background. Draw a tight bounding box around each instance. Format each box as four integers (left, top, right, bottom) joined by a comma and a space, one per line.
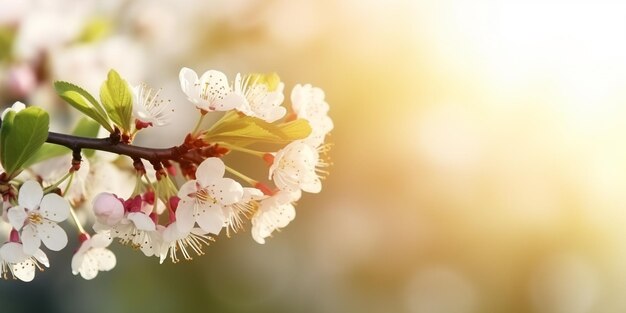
2, 0, 626, 312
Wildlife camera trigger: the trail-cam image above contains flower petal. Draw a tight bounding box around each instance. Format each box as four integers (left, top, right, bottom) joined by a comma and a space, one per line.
175, 202, 195, 234
198, 69, 228, 91
137, 232, 158, 257
196, 157, 225, 185
275, 203, 296, 228
214, 92, 246, 111
12, 260, 35, 282
39, 193, 70, 222
0, 242, 29, 263
90, 232, 113, 248
18, 180, 43, 211
21, 225, 41, 255
300, 177, 322, 193
71, 251, 86, 275
7, 207, 27, 230
196, 204, 226, 235
127, 212, 156, 231
251, 225, 266, 244
243, 187, 266, 201
212, 178, 244, 205
179, 67, 199, 99
78, 254, 99, 280
33, 249, 49, 267
177, 180, 197, 201
38, 220, 68, 251
94, 248, 116, 271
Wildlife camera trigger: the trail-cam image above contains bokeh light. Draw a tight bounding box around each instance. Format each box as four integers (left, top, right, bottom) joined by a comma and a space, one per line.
3, 0, 626, 312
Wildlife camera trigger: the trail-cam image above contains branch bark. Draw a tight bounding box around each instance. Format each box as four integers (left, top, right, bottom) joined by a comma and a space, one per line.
46, 131, 188, 164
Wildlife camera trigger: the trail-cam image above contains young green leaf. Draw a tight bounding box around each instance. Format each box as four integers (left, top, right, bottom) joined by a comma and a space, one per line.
100, 69, 133, 132
204, 115, 312, 147
54, 81, 114, 132
0, 107, 49, 176
0, 109, 16, 170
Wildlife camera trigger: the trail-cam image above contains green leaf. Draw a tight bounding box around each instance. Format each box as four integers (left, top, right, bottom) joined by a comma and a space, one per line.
23, 117, 101, 166
22, 144, 70, 167
0, 107, 49, 176
100, 69, 133, 132
0, 109, 16, 169
277, 119, 314, 140
54, 81, 114, 132
204, 115, 311, 147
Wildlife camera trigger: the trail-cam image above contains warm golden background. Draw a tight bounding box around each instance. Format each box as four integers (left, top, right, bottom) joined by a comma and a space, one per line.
3, 0, 626, 312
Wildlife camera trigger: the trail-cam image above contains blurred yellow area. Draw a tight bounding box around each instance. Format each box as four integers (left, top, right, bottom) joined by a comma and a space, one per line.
4, 0, 626, 312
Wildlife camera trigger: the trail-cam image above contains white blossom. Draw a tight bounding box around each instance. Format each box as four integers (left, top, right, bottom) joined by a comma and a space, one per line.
251, 190, 300, 244
93, 195, 160, 257
7, 181, 70, 254
0, 242, 49, 282
222, 187, 266, 236
71, 232, 116, 280
179, 67, 237, 112
131, 83, 172, 127
176, 158, 244, 235
229, 73, 287, 122
290, 84, 333, 147
269, 141, 322, 193
158, 223, 213, 264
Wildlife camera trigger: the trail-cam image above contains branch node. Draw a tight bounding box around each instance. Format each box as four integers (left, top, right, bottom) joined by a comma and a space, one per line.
71, 148, 82, 172
109, 127, 121, 144
133, 158, 146, 176
150, 160, 167, 180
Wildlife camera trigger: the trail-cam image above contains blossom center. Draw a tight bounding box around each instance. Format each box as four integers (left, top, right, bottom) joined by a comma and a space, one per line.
193, 188, 217, 204
28, 212, 44, 225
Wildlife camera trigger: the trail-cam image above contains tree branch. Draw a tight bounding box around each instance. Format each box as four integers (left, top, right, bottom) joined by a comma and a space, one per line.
46, 131, 187, 164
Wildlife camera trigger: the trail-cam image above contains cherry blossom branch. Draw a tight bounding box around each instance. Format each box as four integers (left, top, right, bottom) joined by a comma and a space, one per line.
46, 130, 189, 163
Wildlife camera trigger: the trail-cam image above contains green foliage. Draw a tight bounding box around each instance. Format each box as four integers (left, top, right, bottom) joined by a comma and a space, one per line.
54, 81, 114, 132
0, 107, 49, 176
204, 113, 312, 147
100, 69, 133, 132
0, 110, 16, 171
23, 117, 101, 167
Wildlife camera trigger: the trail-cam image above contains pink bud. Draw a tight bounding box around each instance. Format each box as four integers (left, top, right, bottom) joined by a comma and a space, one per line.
9, 228, 19, 243
143, 191, 155, 205
92, 193, 125, 226
124, 195, 143, 213
169, 196, 180, 211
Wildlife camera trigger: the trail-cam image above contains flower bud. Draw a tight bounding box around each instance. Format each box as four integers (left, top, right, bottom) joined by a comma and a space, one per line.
92, 193, 124, 226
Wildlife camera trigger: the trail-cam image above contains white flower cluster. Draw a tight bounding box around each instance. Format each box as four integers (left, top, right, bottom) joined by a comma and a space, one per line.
178, 68, 333, 244
0, 66, 332, 281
